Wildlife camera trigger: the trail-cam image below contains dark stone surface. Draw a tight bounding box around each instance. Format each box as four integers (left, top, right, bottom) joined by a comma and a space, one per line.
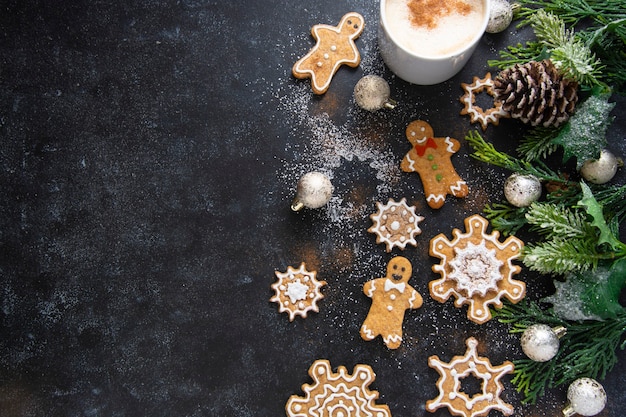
1, 1, 624, 416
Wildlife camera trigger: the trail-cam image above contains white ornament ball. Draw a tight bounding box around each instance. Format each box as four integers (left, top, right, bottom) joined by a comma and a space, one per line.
353, 75, 396, 111
486, 0, 513, 33
565, 378, 607, 417
520, 324, 562, 362
291, 171, 334, 211
504, 173, 542, 207
580, 149, 619, 184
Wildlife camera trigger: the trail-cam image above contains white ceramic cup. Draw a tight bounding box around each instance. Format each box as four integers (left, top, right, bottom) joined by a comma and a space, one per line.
378, 0, 491, 85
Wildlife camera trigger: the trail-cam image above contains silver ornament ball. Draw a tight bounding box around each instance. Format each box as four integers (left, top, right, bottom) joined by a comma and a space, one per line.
520, 324, 565, 362
580, 149, 619, 184
504, 173, 542, 207
486, 0, 513, 33
291, 171, 334, 211
563, 378, 607, 417
353, 75, 397, 112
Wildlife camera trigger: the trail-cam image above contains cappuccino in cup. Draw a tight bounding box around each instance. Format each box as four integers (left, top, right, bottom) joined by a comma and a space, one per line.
386, 0, 486, 57
379, 0, 490, 84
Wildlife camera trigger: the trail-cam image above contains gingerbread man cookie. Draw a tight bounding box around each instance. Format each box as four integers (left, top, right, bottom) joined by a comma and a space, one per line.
292, 12, 365, 95
427, 337, 515, 417
400, 120, 469, 209
360, 256, 423, 349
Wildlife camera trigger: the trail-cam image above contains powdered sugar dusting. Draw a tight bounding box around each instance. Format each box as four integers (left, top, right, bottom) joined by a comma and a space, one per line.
273, 81, 402, 227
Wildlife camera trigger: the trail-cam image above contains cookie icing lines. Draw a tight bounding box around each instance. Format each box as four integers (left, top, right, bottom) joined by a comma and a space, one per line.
429, 214, 526, 324
286, 359, 391, 417
427, 337, 515, 417
271, 263, 326, 321
449, 240, 504, 297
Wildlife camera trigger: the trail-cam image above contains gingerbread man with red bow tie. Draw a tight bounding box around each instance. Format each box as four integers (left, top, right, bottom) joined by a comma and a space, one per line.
360, 256, 423, 349
400, 120, 469, 209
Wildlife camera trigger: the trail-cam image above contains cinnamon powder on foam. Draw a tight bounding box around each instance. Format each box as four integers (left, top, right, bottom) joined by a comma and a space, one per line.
408, 0, 472, 29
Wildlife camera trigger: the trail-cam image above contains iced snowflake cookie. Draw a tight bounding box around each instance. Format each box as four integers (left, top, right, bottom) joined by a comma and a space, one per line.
271, 263, 326, 321
292, 12, 365, 95
400, 120, 469, 209
460, 73, 509, 130
368, 198, 424, 252
429, 214, 525, 324
286, 359, 391, 417
360, 256, 423, 349
427, 337, 515, 417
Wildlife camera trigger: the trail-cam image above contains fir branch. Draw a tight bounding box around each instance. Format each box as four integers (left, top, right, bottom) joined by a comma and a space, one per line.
529, 9, 605, 87
511, 0, 626, 91
523, 238, 603, 274
525, 202, 594, 239
483, 203, 529, 236
492, 300, 626, 404
516, 0, 626, 27
487, 41, 546, 70
465, 130, 565, 183
530, 8, 572, 48
517, 126, 560, 161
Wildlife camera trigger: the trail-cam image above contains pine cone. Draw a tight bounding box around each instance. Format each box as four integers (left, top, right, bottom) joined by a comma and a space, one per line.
493, 60, 578, 127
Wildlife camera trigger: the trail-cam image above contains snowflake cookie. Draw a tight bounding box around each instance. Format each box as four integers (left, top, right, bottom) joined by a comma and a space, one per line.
429, 214, 525, 324
286, 359, 392, 417
368, 198, 424, 252
460, 73, 509, 130
427, 337, 515, 417
271, 263, 326, 321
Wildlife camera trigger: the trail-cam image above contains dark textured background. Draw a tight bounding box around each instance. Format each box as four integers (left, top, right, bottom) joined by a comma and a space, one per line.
1, 1, 624, 416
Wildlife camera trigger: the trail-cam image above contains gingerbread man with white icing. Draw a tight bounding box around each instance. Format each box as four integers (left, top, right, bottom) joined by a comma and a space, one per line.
292, 12, 364, 95
401, 120, 469, 209
360, 256, 422, 349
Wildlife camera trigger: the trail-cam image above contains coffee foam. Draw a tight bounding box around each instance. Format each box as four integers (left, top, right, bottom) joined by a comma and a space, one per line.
385, 0, 486, 58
